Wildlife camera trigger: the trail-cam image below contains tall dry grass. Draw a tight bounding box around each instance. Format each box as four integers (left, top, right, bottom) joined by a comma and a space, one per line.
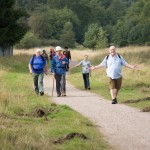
69, 46, 150, 108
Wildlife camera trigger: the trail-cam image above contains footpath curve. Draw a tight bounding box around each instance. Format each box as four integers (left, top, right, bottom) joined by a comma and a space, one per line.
44, 70, 150, 150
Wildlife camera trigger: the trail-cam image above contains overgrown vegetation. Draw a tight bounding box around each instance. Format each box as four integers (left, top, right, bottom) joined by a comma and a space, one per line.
69, 46, 150, 110
15, 0, 150, 48
0, 0, 28, 46
0, 54, 110, 149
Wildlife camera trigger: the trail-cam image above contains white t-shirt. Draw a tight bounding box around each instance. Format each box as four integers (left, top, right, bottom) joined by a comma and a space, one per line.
78, 60, 91, 74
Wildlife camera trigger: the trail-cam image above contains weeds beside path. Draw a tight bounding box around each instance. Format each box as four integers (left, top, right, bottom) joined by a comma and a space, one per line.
44, 73, 150, 150
0, 54, 110, 150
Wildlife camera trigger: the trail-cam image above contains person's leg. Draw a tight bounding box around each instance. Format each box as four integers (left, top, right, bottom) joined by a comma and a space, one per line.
55, 74, 61, 96
86, 73, 90, 89
38, 72, 44, 95
32, 73, 39, 94
109, 78, 118, 104
115, 77, 122, 99
110, 89, 117, 99
82, 73, 87, 89
60, 74, 66, 96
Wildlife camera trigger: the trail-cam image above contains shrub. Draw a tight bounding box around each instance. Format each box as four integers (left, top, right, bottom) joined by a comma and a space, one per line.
15, 32, 41, 49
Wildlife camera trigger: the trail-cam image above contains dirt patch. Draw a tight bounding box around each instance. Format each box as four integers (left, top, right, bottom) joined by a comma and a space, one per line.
0, 113, 8, 118
51, 103, 57, 107
18, 107, 57, 119
141, 107, 150, 112
123, 97, 150, 104
54, 133, 88, 144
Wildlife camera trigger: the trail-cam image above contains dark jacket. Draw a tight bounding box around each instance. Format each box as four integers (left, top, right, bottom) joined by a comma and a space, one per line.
51, 54, 69, 75
63, 50, 71, 60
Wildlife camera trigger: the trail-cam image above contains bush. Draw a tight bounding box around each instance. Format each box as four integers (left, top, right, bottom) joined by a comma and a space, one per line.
40, 39, 60, 47
15, 32, 41, 49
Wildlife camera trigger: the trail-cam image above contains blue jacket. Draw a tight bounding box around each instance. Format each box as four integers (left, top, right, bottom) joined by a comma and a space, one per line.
29, 55, 46, 74
51, 54, 69, 75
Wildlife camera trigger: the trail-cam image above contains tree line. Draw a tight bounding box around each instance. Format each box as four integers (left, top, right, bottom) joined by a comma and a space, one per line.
1, 0, 150, 49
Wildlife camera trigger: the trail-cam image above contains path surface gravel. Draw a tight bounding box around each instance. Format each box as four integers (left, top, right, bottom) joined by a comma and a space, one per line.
44, 72, 150, 150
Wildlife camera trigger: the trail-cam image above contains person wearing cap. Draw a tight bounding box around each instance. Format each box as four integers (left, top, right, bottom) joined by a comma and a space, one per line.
51, 46, 69, 97
29, 49, 48, 96
91, 46, 138, 104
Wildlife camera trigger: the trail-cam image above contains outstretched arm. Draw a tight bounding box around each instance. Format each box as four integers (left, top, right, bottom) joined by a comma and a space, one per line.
125, 64, 138, 69
91, 57, 107, 70
74, 61, 82, 67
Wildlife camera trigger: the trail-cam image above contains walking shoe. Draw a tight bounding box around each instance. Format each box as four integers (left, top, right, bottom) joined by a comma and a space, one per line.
57, 93, 61, 97
62, 93, 66, 97
61, 92, 66, 97
35, 91, 39, 95
88, 87, 91, 90
40, 92, 44, 96
112, 98, 117, 104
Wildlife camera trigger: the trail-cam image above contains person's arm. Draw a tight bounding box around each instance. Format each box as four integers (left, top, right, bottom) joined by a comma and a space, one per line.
28, 64, 32, 74
91, 57, 107, 70
74, 61, 82, 67
29, 58, 33, 74
69, 51, 71, 61
120, 56, 138, 69
125, 64, 138, 69
89, 62, 92, 76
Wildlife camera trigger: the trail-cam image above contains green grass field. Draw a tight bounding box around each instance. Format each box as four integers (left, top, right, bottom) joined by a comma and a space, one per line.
0, 54, 110, 150
69, 46, 150, 110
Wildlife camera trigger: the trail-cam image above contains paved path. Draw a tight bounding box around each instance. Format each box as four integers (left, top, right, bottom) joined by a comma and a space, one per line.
44, 74, 150, 150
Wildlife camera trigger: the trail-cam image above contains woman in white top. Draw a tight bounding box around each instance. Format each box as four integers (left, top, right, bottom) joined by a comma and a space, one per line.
75, 55, 92, 90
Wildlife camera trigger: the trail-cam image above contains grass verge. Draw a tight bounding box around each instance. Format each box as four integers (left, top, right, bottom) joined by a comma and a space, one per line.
0, 54, 110, 150
69, 46, 150, 110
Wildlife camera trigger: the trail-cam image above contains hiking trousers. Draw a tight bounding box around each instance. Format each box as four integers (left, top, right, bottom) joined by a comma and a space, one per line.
55, 74, 66, 95
32, 72, 44, 93
82, 73, 90, 89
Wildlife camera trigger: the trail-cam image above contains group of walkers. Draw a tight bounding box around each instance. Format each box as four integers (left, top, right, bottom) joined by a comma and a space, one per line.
29, 45, 138, 104
29, 46, 71, 97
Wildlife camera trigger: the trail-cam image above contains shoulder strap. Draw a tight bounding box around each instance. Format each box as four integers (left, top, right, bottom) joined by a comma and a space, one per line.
117, 53, 121, 59
106, 55, 109, 60
40, 55, 45, 62
31, 54, 36, 65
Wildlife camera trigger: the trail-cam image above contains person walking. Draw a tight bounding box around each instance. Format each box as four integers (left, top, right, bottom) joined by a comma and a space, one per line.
91, 46, 138, 104
51, 46, 69, 97
49, 48, 55, 67
63, 46, 71, 71
75, 55, 92, 90
42, 49, 49, 63
29, 49, 48, 96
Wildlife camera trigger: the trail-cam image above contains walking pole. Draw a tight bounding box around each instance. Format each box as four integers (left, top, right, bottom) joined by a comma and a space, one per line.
52, 76, 55, 97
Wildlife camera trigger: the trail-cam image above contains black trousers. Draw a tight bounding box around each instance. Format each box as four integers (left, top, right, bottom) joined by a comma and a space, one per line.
82, 73, 90, 89
55, 74, 66, 95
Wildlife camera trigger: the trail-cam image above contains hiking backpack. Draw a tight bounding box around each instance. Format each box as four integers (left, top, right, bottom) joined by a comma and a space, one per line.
106, 54, 122, 67
31, 54, 45, 65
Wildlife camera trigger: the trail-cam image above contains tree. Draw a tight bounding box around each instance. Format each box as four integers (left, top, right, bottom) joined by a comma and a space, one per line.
0, 0, 28, 46
96, 27, 108, 49
83, 24, 99, 50
60, 22, 76, 48
113, 0, 150, 46
29, 8, 79, 40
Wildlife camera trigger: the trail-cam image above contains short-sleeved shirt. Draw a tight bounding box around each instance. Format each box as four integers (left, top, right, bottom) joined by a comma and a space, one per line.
78, 60, 91, 74
29, 56, 46, 74
100, 54, 128, 79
